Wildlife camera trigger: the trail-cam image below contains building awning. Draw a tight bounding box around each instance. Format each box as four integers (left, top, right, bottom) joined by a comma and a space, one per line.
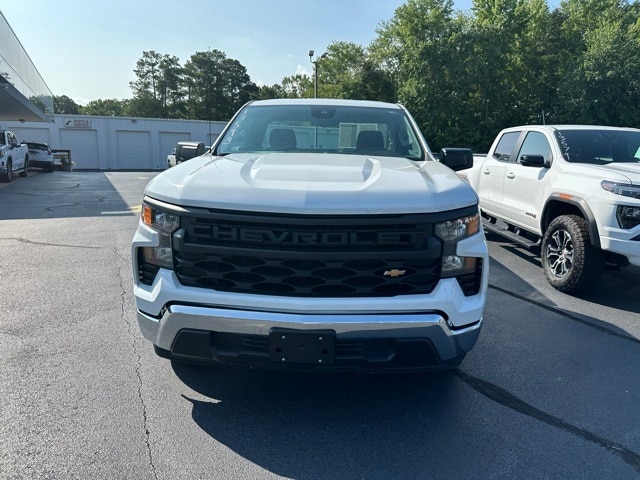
0, 77, 52, 122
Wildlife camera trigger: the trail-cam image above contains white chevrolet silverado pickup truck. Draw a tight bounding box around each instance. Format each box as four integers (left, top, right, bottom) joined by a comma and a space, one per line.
0, 130, 29, 182
459, 125, 640, 293
132, 99, 489, 372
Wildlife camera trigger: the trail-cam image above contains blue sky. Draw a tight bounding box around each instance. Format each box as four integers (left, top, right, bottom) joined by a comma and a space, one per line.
1, 0, 560, 104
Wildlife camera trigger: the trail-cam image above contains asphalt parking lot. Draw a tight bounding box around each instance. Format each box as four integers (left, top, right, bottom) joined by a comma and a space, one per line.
1, 171, 639, 479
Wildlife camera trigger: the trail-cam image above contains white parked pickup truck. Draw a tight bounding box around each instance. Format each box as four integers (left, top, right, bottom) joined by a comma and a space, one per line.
132, 99, 489, 372
0, 130, 29, 182
459, 125, 640, 293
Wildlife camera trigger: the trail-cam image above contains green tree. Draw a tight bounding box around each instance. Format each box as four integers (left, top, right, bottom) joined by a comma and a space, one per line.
183, 50, 257, 121
309, 41, 396, 101
556, 0, 640, 125
157, 54, 185, 118
129, 50, 164, 117
315, 42, 366, 98
130, 50, 162, 99
254, 83, 287, 100
53, 95, 81, 114
373, 0, 473, 149
280, 74, 313, 98
81, 98, 129, 116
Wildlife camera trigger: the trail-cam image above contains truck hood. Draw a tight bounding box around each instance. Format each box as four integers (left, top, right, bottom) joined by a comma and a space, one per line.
144, 152, 478, 214
565, 162, 640, 185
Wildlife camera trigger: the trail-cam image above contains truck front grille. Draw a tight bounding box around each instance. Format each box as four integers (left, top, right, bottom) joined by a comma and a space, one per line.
172, 209, 453, 297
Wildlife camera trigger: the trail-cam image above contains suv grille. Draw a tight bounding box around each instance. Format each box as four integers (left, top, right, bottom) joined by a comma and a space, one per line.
172, 210, 455, 297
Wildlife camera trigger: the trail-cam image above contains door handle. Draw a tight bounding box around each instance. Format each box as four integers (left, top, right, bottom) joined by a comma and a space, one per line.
506, 172, 515, 179
483, 168, 491, 175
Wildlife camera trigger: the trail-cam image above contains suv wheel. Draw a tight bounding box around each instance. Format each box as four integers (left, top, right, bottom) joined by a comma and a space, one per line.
541, 215, 604, 293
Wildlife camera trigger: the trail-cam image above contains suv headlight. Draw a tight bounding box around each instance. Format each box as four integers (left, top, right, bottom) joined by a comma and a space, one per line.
140, 203, 180, 269
601, 181, 640, 199
435, 212, 481, 278
617, 206, 640, 229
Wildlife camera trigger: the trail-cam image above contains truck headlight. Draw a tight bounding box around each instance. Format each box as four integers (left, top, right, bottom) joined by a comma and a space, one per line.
601, 181, 640, 200
435, 213, 481, 278
140, 204, 180, 269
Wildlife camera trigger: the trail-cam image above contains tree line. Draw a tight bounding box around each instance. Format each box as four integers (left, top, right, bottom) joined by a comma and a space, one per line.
54, 0, 640, 152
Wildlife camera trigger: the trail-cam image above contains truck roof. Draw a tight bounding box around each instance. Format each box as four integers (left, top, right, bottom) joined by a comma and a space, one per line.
248, 98, 404, 110
503, 124, 640, 133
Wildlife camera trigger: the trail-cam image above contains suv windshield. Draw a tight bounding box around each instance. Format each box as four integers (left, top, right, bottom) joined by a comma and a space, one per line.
217, 103, 425, 160
555, 129, 640, 164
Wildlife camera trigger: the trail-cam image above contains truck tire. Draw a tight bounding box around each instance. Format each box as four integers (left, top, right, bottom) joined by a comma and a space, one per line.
19, 157, 29, 177
541, 215, 604, 293
0, 160, 12, 182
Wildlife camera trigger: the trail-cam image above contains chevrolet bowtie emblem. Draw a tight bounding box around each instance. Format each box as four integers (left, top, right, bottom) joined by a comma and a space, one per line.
383, 269, 407, 277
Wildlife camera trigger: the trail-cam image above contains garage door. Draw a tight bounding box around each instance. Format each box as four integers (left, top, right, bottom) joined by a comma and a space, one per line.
116, 131, 152, 169
59, 129, 99, 169
160, 132, 191, 167
13, 127, 51, 144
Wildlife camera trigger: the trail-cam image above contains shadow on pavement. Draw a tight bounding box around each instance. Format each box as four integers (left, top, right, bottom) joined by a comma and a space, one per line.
171, 365, 477, 479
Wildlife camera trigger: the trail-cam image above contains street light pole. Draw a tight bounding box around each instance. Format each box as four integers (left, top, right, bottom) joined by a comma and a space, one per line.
308, 50, 326, 98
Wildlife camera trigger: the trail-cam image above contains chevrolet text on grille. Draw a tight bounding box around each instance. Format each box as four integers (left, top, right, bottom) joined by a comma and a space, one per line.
208, 225, 427, 246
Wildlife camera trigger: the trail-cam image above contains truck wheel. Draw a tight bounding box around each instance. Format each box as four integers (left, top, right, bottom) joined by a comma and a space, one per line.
541, 215, 604, 293
0, 160, 12, 182
19, 157, 29, 177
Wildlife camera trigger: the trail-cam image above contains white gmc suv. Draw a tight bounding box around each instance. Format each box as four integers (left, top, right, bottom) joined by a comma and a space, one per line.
131, 99, 489, 372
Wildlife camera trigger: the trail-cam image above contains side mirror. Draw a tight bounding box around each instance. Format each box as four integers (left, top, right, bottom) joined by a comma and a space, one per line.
440, 148, 474, 171
520, 154, 549, 167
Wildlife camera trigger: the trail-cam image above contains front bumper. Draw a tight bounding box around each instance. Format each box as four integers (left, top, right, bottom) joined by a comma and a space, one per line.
137, 304, 482, 371
590, 195, 640, 266
133, 219, 488, 371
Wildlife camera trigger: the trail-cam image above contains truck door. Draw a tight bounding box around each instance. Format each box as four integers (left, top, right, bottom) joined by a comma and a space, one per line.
478, 131, 520, 218
502, 131, 551, 231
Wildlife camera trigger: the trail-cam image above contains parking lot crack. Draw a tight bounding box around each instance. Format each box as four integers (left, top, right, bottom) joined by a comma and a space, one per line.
45, 203, 82, 211
0, 237, 100, 249
456, 370, 640, 473
114, 244, 159, 480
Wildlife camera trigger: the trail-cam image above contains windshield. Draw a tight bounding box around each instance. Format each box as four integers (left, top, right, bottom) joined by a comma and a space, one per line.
216, 104, 425, 160
555, 129, 640, 164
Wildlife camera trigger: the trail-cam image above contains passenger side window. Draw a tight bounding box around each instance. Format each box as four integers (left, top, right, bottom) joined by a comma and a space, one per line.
517, 132, 551, 162
492, 132, 520, 162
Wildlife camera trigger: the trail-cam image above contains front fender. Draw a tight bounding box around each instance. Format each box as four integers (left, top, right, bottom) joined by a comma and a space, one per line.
542, 195, 600, 247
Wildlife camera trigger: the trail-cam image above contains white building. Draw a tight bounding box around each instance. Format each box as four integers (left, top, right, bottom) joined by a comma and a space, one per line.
1, 115, 227, 170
